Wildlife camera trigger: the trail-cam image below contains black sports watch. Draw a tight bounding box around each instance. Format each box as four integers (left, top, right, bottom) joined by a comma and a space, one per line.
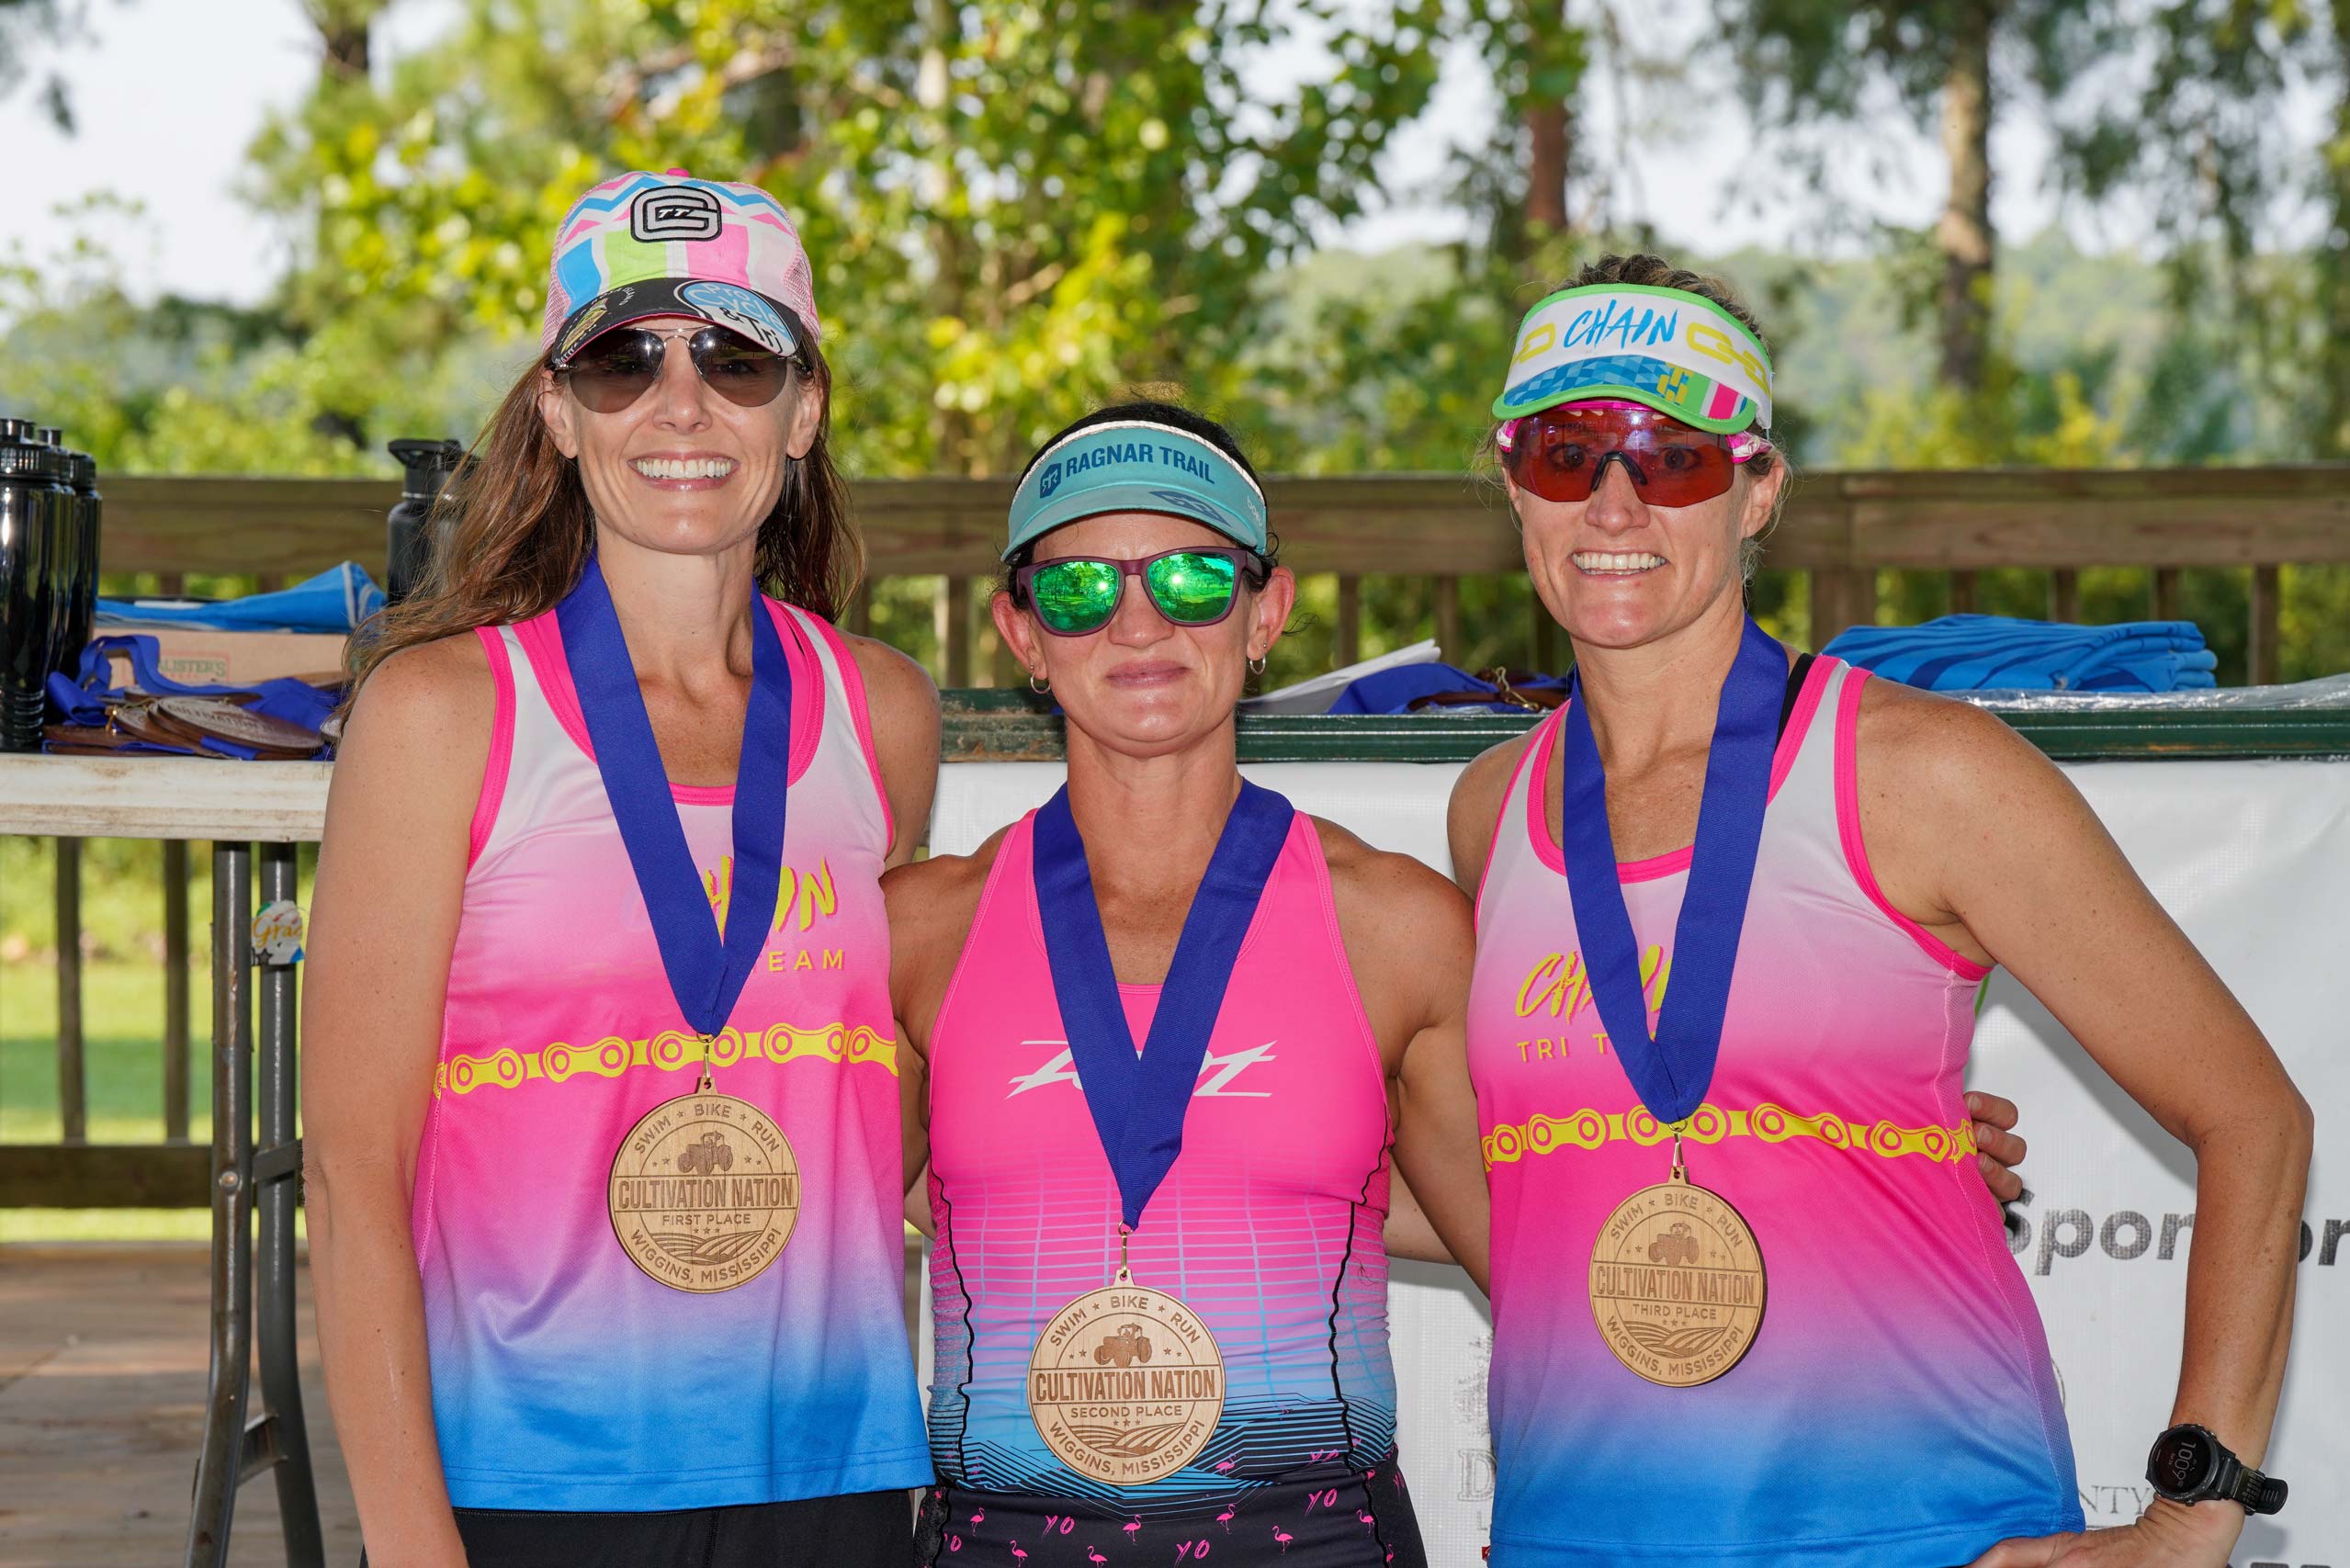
2145, 1424, 2288, 1515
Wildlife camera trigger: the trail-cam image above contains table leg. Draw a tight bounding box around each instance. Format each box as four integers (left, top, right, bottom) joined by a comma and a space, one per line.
187, 842, 254, 1568
256, 841, 325, 1565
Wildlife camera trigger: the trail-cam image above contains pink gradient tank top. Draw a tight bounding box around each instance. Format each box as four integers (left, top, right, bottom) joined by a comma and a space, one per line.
923, 808, 1397, 1517
412, 597, 930, 1511
1467, 658, 2080, 1568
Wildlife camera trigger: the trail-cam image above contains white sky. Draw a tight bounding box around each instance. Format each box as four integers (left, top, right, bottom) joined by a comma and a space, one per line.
0, 0, 2323, 309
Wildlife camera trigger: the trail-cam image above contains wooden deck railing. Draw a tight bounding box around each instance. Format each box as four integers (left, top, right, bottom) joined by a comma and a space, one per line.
93, 465, 2350, 680
7, 463, 2349, 1203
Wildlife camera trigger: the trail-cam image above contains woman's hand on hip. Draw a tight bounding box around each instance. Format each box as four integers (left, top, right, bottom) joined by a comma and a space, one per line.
1966, 1498, 2245, 1568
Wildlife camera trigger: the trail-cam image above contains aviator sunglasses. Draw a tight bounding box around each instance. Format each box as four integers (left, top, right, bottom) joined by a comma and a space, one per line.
1014, 547, 1270, 637
1500, 400, 1766, 507
559, 323, 803, 415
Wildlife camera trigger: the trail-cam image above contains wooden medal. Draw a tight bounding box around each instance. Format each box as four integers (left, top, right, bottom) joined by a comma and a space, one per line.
1029, 1279, 1226, 1486
1588, 1162, 1767, 1388
607, 1089, 800, 1293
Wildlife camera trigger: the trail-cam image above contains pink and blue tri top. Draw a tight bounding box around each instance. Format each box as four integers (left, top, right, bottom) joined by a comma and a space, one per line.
923, 808, 1398, 1517
412, 597, 931, 1510
1467, 658, 2082, 1567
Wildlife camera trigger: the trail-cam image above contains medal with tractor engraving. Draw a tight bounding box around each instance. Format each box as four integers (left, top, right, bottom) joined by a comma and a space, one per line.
1026, 782, 1289, 1484
1560, 618, 1785, 1386
608, 1068, 800, 1292
1587, 1129, 1766, 1386
1027, 1229, 1226, 1484
559, 557, 803, 1292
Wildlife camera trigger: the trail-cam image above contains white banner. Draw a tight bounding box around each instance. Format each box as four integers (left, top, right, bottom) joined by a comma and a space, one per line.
929, 756, 2346, 1565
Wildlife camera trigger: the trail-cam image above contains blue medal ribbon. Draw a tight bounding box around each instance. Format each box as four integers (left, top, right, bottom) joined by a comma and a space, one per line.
1032, 780, 1294, 1230
1558, 616, 1784, 1124
555, 555, 793, 1042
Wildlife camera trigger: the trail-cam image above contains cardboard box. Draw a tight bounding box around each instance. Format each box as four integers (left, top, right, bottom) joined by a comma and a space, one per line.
95, 626, 350, 689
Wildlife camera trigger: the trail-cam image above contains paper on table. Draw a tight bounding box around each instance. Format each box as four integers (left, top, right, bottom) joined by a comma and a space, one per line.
1238, 638, 1442, 716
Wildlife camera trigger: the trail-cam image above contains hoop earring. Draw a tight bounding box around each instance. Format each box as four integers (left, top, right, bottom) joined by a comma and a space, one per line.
1029, 671, 1050, 694
1248, 654, 1268, 676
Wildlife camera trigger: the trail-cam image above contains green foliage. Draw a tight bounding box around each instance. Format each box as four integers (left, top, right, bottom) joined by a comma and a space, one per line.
237, 0, 1466, 478
0, 960, 214, 1145
1719, 0, 2112, 148
2043, 0, 2349, 457
0, 206, 497, 474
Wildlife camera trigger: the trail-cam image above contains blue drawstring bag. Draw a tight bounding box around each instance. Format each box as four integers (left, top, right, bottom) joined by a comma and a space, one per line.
96, 561, 385, 634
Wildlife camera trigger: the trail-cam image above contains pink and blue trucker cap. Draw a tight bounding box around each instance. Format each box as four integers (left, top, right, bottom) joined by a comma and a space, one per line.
542, 170, 820, 367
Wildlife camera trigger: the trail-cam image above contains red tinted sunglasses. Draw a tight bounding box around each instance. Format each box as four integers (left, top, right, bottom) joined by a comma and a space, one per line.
1501, 401, 1763, 507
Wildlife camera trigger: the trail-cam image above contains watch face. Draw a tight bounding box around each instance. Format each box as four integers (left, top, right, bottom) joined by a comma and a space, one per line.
2152, 1427, 2217, 1495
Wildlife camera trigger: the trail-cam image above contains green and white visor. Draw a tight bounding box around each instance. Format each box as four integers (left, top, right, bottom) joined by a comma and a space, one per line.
1004, 420, 1269, 559
1493, 283, 1774, 434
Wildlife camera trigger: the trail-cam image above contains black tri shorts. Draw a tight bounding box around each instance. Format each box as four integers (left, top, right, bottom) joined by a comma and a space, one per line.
358, 1489, 914, 1568
914, 1451, 1427, 1568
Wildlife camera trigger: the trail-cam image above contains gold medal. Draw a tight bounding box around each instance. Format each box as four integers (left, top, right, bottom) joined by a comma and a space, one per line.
607, 1056, 799, 1292
1028, 1233, 1225, 1486
1587, 1134, 1766, 1387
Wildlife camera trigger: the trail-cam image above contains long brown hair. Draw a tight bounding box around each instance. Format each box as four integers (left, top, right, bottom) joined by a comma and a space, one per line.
345, 339, 861, 706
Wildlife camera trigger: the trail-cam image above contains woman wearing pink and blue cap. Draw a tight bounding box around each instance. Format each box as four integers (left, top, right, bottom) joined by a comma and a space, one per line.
304, 171, 936, 1567
1449, 254, 2310, 1568
887, 401, 1495, 1567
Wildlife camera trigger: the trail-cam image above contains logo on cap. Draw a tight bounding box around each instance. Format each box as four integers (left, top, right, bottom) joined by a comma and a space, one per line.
676, 280, 797, 358
554, 287, 633, 362
630, 184, 723, 243
1038, 461, 1065, 499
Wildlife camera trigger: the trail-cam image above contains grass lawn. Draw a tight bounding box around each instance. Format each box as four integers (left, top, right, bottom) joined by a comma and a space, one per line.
2, 957, 226, 1242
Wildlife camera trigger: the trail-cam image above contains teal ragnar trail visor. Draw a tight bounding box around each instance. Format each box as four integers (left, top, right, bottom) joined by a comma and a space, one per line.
1003, 420, 1270, 559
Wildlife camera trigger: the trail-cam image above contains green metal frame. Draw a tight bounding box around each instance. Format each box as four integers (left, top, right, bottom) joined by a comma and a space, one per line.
940, 690, 2350, 764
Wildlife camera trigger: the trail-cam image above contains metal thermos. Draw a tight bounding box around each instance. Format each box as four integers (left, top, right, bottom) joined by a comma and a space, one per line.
387, 438, 465, 604
0, 419, 74, 750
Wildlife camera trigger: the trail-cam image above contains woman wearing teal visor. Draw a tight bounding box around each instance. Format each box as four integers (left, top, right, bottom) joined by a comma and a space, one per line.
885, 401, 1495, 1567
1449, 254, 2309, 1567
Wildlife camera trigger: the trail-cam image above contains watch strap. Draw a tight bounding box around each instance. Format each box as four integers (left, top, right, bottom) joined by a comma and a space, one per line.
2229, 1462, 2288, 1515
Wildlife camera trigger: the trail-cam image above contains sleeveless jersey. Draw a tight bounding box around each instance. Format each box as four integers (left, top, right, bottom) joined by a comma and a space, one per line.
923, 807, 1399, 1523
1467, 658, 2082, 1568
412, 597, 932, 1510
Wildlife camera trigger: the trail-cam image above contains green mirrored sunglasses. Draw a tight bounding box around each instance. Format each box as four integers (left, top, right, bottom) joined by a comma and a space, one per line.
1014, 547, 1266, 637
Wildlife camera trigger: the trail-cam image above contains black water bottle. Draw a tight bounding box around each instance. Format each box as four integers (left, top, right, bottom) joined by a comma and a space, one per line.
38, 428, 98, 682
0, 419, 72, 750
68, 445, 99, 664
387, 438, 465, 604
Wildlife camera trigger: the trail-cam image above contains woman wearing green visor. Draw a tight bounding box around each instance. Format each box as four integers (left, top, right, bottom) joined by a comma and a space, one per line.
1449, 255, 2308, 1568
886, 401, 1493, 1567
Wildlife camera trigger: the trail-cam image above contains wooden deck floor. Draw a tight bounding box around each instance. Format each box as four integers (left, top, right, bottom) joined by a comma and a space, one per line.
0, 1242, 931, 1567
0, 1244, 359, 1568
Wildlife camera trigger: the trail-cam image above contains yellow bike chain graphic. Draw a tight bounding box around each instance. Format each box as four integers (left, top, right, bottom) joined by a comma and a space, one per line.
437, 1022, 897, 1098
1482, 1100, 1979, 1170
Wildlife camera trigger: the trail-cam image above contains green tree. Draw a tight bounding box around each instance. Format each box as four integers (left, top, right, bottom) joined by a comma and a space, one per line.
1718, 0, 2111, 395
244, 0, 1463, 479
2050, 0, 2348, 457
